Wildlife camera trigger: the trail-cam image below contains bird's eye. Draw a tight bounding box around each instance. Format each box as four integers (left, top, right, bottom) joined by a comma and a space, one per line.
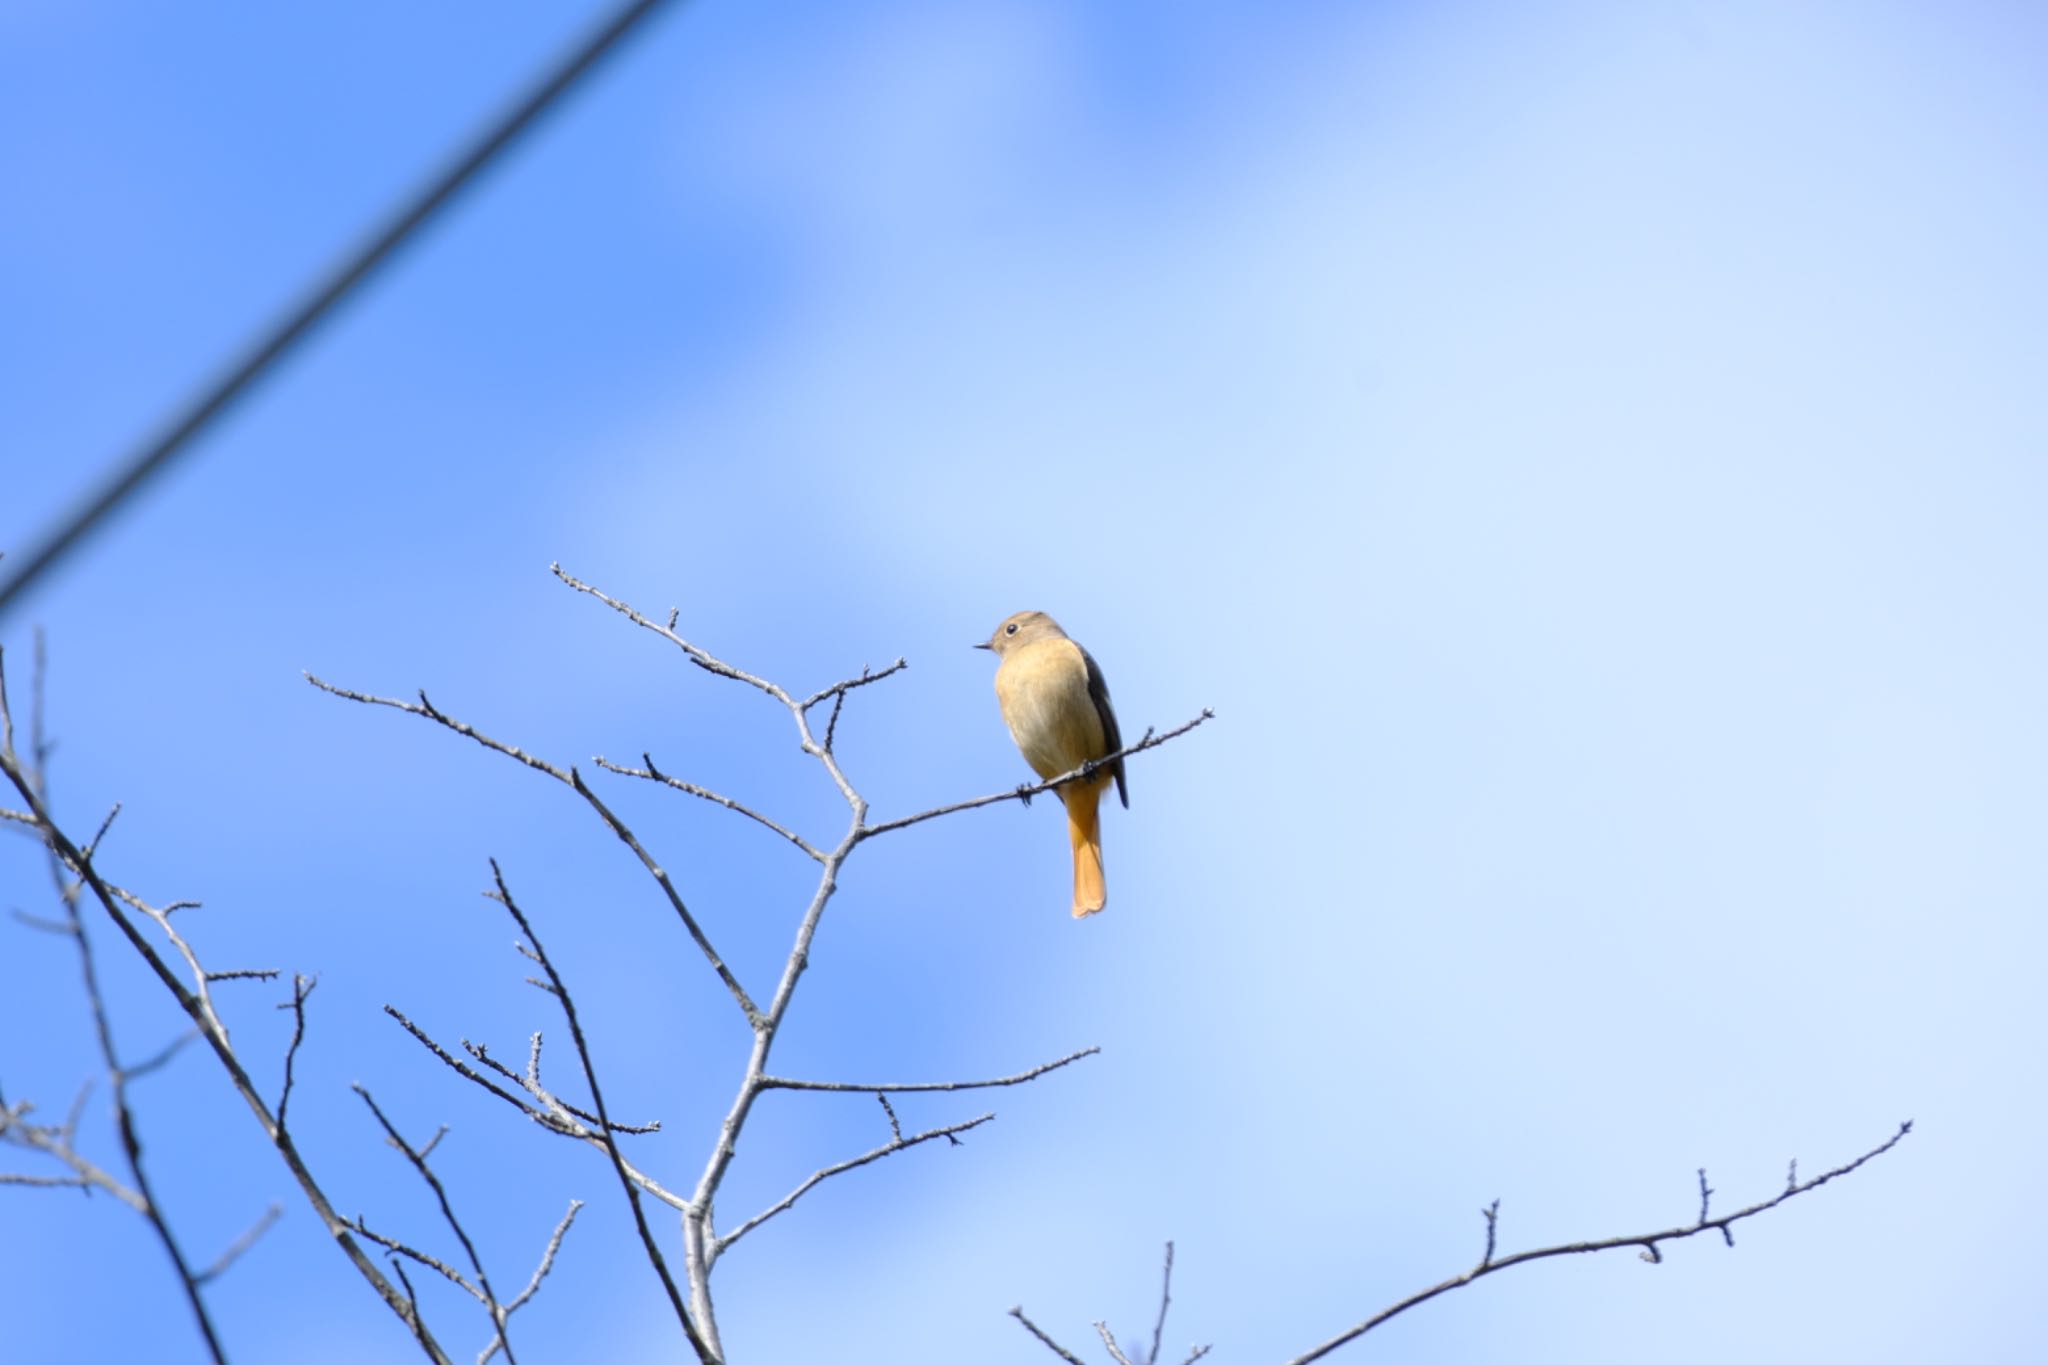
1005, 622, 1019, 635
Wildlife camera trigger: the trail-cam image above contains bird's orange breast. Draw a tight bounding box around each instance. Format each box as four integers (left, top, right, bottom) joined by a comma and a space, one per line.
994, 638, 1108, 781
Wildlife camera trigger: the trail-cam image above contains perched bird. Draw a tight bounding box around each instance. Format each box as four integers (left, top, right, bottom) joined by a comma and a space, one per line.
977, 611, 1128, 917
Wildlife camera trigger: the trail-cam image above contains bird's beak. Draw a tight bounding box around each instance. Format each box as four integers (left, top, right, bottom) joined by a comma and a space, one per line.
972, 641, 994, 651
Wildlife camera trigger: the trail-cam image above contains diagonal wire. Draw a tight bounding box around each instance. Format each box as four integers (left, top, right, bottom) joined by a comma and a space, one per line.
0, 0, 688, 621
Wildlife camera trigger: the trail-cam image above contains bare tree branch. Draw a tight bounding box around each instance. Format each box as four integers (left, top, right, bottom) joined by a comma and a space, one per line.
385, 1007, 551, 1123
80, 799, 121, 859
356, 1093, 496, 1297
304, 672, 762, 1030
0, 1087, 146, 1212
492, 1031, 663, 1134
509, 1199, 584, 1313
1009, 1306, 1089, 1365
0, 1169, 99, 1192
800, 659, 911, 715
859, 709, 1216, 840
195, 1203, 283, 1286
14, 567, 1907, 1365
125, 1029, 200, 1080
1150, 1242, 1185, 1365
355, 1084, 525, 1365
593, 753, 822, 861
1095, 1321, 1137, 1365
548, 564, 787, 700
2, 644, 228, 1362
1015, 1240, 1209, 1365
877, 1093, 902, 1141
382, 1011, 684, 1223
356, 1214, 478, 1296
0, 646, 454, 1364
714, 1110, 996, 1261
470, 1033, 663, 1136
1014, 1128, 1909, 1365
483, 863, 710, 1362
1280, 1122, 1915, 1364
759, 1046, 1099, 1094
277, 975, 316, 1132
481, 1200, 585, 1365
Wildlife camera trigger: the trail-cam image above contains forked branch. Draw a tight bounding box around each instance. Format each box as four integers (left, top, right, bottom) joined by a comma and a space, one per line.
0, 645, 452, 1364
1012, 1125, 1912, 1364
311, 567, 1207, 1362
1013, 1240, 1209, 1365
713, 1105, 996, 1261
1282, 1121, 1913, 1364
483, 863, 706, 1361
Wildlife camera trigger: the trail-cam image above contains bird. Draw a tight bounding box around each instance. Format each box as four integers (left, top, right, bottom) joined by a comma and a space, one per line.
976, 611, 1128, 917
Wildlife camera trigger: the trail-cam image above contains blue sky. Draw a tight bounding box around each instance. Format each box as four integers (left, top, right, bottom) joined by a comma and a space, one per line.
4, 1, 2046, 1361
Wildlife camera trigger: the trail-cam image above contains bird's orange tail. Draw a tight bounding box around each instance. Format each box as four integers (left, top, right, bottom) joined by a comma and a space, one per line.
1064, 778, 1108, 917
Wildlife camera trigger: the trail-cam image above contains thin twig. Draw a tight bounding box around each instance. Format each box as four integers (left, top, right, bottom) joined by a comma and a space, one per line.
800, 659, 910, 714
62, 1080, 92, 1143
550, 565, 786, 699
484, 863, 708, 1360
481, 1201, 586, 1365
356, 1215, 477, 1296
195, 1203, 283, 1285
355, 1085, 517, 1365
1279, 1123, 1915, 1365
386, 1016, 678, 1211
824, 688, 849, 753
760, 1046, 1099, 1094
277, 975, 315, 1132
306, 672, 761, 1028
509, 1200, 584, 1312
593, 754, 821, 861
0, 1170, 93, 1190
1149, 1242, 1177, 1365
387, 1008, 548, 1122
1020, 1240, 1207, 1365
713, 1112, 995, 1259
859, 709, 1216, 839
1, 656, 228, 1361
125, 1029, 199, 1080
81, 801, 121, 858
356, 1089, 495, 1295
0, 1103, 147, 1212
29, 628, 48, 785
469, 1036, 661, 1135
0, 659, 451, 1362
391, 1255, 422, 1318
1008, 1306, 1089, 1365
1095, 1321, 1137, 1365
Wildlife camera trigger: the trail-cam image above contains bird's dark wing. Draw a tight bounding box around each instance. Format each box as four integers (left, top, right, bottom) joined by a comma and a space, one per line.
1081, 646, 1129, 808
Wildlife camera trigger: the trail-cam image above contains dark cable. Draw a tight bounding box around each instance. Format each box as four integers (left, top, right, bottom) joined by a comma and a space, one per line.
0, 0, 686, 620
